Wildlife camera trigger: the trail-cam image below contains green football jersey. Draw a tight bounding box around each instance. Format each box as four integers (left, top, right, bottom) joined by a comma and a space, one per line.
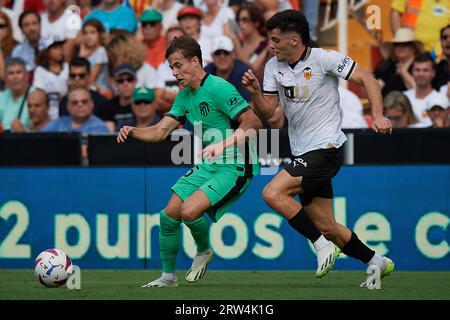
167, 74, 259, 175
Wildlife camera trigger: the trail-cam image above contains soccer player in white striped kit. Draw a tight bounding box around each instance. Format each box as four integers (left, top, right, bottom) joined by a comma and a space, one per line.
243, 10, 394, 286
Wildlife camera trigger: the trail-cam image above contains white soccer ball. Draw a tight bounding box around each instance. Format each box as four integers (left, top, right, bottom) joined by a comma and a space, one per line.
34, 249, 73, 288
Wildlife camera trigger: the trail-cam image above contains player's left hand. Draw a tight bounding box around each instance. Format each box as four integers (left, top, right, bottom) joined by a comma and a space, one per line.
201, 142, 225, 162
371, 115, 392, 135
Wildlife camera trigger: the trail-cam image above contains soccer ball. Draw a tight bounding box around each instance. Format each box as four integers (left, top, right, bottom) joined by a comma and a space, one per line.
34, 249, 73, 288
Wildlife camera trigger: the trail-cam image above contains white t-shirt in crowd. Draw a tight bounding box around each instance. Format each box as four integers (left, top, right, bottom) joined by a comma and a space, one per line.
160, 1, 184, 32
33, 63, 69, 120
439, 84, 449, 98
1, 8, 23, 42
40, 9, 80, 42
403, 89, 445, 127
201, 6, 235, 44
157, 60, 180, 94
136, 63, 165, 89
338, 86, 368, 129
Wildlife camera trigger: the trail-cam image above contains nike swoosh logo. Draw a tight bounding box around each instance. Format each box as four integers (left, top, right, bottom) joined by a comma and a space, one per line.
208, 185, 217, 193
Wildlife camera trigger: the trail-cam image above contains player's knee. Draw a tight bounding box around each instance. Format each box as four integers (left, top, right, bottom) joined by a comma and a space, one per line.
180, 204, 197, 222
262, 184, 279, 205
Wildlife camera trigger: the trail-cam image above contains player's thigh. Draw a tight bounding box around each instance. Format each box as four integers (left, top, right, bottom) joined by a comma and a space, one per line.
200, 169, 250, 222
181, 189, 212, 221
264, 169, 304, 198
163, 192, 184, 220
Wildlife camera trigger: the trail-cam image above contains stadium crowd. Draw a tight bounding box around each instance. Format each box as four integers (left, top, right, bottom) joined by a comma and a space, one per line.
0, 0, 449, 135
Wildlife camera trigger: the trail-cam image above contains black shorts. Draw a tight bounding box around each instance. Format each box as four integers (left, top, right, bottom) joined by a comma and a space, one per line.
284, 147, 343, 206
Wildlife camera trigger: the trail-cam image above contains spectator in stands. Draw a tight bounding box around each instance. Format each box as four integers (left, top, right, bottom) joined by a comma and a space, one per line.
33, 36, 69, 120
106, 31, 164, 97
40, 0, 80, 61
390, 0, 449, 54
78, 19, 111, 96
140, 9, 166, 69
435, 25, 450, 97
426, 92, 450, 128
0, 57, 31, 132
117, 86, 160, 130
84, 0, 138, 34
151, 0, 184, 32
201, 0, 235, 51
177, 6, 213, 65
12, 10, 47, 72
107, 63, 138, 130
338, 86, 368, 129
42, 87, 109, 133
156, 26, 184, 115
0, 11, 18, 87
383, 91, 421, 128
404, 53, 447, 127
230, 2, 269, 83
375, 28, 424, 97
205, 35, 252, 102
10, 88, 51, 132
59, 57, 113, 131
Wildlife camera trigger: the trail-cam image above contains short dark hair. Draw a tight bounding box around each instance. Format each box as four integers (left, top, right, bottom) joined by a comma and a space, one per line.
265, 9, 310, 46
165, 35, 202, 65
5, 56, 26, 70
440, 24, 450, 39
18, 10, 40, 29
70, 57, 91, 73
413, 52, 436, 69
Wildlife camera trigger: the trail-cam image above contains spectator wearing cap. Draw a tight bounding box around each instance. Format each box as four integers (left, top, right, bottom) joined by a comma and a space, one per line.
12, 10, 50, 72
177, 6, 212, 65
205, 35, 251, 102
40, 0, 80, 61
117, 86, 160, 131
33, 35, 69, 120
59, 57, 113, 131
107, 63, 138, 130
151, 0, 184, 32
375, 28, 424, 97
42, 86, 109, 133
0, 57, 31, 132
435, 25, 450, 97
84, 0, 138, 34
426, 92, 450, 128
140, 9, 166, 69
404, 53, 444, 127
11, 88, 51, 132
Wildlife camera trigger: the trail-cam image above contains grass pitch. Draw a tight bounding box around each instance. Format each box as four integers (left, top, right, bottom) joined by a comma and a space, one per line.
1, 269, 450, 300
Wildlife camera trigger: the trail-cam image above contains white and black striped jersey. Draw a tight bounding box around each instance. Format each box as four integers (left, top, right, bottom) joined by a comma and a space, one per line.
263, 47, 357, 156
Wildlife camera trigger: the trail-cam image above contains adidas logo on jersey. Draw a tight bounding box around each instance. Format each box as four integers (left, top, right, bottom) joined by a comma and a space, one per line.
293, 158, 307, 168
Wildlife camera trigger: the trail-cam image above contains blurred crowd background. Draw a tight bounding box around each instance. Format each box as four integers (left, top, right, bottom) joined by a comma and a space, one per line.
0, 0, 448, 136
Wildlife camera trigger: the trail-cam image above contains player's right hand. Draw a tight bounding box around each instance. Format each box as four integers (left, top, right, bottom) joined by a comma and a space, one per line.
117, 125, 135, 143
242, 69, 261, 95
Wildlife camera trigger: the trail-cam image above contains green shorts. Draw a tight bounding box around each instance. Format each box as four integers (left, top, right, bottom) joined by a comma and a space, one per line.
172, 163, 253, 223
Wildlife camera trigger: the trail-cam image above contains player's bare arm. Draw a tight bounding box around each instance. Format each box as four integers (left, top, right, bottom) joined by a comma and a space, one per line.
117, 116, 180, 143
202, 108, 262, 161
349, 65, 392, 134
242, 69, 279, 119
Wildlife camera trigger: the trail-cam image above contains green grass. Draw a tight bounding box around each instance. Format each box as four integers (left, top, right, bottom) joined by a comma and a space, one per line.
1, 269, 450, 300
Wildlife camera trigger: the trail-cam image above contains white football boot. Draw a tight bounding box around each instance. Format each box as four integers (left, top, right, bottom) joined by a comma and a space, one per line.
360, 256, 395, 288
315, 241, 341, 278
142, 276, 178, 288
185, 248, 214, 283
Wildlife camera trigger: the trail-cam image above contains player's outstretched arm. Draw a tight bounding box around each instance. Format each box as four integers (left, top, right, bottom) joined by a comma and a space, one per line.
348, 65, 392, 135
242, 69, 278, 120
201, 109, 262, 161
117, 116, 180, 143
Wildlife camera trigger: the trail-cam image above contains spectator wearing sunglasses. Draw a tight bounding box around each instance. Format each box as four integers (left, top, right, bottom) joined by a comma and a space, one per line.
140, 9, 166, 69
116, 86, 160, 131
204, 35, 251, 102
58, 57, 112, 131
106, 63, 138, 130
383, 91, 422, 128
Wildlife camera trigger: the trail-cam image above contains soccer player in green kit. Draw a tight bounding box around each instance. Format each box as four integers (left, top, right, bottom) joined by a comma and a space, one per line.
117, 36, 262, 287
